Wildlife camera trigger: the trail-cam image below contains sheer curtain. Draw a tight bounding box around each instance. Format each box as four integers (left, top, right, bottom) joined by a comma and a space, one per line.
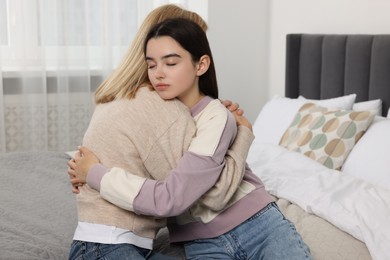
0, 0, 207, 153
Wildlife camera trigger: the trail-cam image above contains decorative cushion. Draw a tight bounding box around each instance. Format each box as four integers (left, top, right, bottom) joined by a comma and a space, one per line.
279, 103, 375, 170
252, 94, 356, 145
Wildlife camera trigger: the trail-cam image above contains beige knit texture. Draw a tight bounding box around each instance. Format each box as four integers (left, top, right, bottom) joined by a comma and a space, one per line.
78, 87, 195, 238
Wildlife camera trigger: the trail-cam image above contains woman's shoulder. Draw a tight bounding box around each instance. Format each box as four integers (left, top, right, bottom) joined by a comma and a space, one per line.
136, 87, 189, 111
194, 98, 227, 118
189, 99, 237, 156
197, 99, 235, 127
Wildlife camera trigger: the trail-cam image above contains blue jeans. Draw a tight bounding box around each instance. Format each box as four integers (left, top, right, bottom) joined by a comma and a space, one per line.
68, 241, 179, 260
184, 202, 312, 260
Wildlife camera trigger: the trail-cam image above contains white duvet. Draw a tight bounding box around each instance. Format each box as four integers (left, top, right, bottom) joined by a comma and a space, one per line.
247, 143, 390, 260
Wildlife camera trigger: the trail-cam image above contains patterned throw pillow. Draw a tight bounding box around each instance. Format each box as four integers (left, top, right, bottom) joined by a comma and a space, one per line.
279, 103, 375, 170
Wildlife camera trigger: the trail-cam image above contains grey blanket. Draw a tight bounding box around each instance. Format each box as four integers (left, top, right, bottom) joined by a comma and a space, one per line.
0, 151, 77, 260
0, 152, 185, 260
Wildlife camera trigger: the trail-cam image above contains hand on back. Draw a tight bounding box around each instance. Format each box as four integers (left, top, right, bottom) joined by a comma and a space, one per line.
67, 146, 100, 194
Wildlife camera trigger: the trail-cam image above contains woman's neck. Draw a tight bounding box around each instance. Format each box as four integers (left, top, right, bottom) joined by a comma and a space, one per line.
179, 92, 205, 108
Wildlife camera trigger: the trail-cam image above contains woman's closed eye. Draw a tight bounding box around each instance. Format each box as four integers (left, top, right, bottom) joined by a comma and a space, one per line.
147, 63, 156, 69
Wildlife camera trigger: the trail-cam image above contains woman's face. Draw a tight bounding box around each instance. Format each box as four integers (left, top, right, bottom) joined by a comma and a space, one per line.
145, 36, 202, 108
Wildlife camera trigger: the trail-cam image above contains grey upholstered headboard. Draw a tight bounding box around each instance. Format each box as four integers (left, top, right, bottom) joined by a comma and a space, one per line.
285, 34, 390, 117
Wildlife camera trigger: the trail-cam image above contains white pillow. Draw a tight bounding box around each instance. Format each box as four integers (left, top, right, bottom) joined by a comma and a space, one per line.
353, 99, 382, 116
252, 94, 356, 145
251, 96, 306, 145
297, 93, 356, 110
388, 108, 390, 118
342, 117, 390, 190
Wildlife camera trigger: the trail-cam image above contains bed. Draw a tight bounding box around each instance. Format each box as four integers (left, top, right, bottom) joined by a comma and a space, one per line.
1, 34, 390, 260
247, 34, 390, 260
0, 151, 184, 260
0, 151, 77, 259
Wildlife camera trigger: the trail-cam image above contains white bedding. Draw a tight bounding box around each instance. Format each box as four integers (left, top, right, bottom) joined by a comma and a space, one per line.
247, 143, 390, 260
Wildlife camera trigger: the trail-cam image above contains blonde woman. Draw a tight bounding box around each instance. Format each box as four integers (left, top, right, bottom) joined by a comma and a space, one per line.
67, 4, 252, 260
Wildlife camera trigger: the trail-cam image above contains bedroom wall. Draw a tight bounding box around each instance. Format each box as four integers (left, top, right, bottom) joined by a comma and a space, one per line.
208, 0, 270, 122
208, 0, 390, 122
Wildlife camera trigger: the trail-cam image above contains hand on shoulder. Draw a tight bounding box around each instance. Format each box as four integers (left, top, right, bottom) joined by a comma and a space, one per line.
221, 99, 251, 131
233, 111, 252, 131
221, 99, 244, 116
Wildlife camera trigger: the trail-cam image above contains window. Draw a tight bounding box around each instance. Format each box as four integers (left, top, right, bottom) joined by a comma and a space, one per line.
0, 0, 208, 153
0, 0, 208, 71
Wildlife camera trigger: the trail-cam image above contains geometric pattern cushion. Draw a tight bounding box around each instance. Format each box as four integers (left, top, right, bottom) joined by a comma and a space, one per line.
279, 103, 375, 170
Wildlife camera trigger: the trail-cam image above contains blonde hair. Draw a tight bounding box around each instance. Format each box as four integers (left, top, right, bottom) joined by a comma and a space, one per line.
94, 4, 208, 104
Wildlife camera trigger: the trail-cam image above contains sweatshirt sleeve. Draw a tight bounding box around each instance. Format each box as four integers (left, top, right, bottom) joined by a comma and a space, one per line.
87, 125, 253, 213
194, 125, 254, 211
95, 153, 224, 213
99, 167, 147, 211
99, 102, 237, 217
86, 163, 110, 191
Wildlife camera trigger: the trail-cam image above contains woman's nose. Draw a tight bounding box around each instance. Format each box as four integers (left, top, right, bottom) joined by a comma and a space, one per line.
155, 66, 165, 79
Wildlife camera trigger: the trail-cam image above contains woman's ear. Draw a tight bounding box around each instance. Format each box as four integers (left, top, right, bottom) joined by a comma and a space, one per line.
196, 55, 210, 76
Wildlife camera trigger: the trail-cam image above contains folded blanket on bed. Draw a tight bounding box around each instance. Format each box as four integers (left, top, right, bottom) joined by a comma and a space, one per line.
248, 143, 390, 260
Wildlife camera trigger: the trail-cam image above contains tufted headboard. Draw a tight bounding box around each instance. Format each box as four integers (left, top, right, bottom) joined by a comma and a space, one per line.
285, 34, 390, 117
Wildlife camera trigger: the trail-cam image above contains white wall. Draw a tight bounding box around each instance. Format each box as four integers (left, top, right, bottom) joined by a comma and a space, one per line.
208, 0, 390, 122
208, 0, 270, 122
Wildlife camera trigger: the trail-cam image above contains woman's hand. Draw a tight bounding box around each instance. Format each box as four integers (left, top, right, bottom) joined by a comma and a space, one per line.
221, 99, 252, 131
221, 99, 244, 116
232, 111, 252, 131
67, 146, 100, 194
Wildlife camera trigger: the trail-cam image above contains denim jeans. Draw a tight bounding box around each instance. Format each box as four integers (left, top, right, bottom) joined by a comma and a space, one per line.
184, 202, 312, 260
68, 241, 179, 260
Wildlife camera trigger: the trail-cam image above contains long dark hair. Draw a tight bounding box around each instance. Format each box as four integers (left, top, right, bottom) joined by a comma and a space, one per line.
143, 18, 218, 99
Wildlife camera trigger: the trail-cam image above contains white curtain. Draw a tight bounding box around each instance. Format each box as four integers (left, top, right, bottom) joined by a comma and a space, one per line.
0, 0, 206, 153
